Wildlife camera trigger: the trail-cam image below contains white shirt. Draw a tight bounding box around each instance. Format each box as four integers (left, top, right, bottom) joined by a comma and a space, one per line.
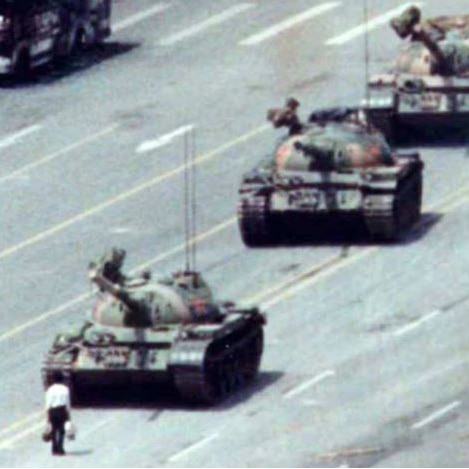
45, 383, 70, 410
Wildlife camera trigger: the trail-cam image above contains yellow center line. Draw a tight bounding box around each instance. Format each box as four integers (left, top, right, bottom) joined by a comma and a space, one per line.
0, 124, 268, 263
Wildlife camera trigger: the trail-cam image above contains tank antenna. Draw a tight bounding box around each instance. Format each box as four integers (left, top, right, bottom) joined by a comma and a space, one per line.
363, 0, 372, 131
183, 127, 191, 272
190, 127, 197, 272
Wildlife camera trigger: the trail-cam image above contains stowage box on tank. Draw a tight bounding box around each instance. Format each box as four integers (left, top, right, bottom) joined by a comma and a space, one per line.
238, 99, 424, 245
42, 249, 266, 405
363, 6, 469, 142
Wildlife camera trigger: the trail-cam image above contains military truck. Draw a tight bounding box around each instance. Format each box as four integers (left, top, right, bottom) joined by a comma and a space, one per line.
0, 0, 111, 77
363, 6, 469, 142
42, 249, 266, 405
238, 99, 424, 245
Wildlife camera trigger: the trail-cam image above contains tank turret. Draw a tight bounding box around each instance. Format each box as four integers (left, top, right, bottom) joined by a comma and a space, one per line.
391, 6, 455, 76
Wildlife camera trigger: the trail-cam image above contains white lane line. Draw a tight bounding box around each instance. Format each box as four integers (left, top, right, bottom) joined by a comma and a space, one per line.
326, 2, 423, 46
0, 125, 42, 151
284, 370, 335, 399
0, 412, 42, 439
160, 3, 255, 46
136, 125, 193, 154
412, 401, 461, 430
168, 433, 219, 463
113, 3, 170, 33
393, 310, 442, 337
0, 421, 43, 450
240, 2, 340, 46
0, 124, 117, 184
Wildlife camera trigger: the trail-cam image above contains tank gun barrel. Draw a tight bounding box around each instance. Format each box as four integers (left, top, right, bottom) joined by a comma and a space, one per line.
293, 141, 334, 170
391, 6, 448, 74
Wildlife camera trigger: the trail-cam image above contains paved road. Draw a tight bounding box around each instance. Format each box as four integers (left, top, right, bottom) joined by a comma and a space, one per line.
1, 0, 469, 466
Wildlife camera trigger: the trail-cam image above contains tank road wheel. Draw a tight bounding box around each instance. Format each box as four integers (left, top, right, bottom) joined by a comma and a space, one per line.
13, 48, 31, 80
238, 195, 274, 247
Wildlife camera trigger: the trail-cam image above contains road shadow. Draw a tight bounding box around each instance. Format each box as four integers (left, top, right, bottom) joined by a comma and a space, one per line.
0, 41, 139, 88
254, 211, 442, 248
73, 371, 283, 412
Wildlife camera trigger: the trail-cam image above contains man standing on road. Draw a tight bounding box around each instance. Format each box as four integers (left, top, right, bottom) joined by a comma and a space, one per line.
45, 371, 71, 456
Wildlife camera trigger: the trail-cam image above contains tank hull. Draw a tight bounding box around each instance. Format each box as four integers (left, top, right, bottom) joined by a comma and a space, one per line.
42, 308, 265, 406
364, 76, 469, 143
238, 154, 423, 244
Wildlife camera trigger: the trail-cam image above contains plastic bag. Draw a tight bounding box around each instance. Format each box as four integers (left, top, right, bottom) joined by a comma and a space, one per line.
65, 420, 76, 440
42, 423, 52, 443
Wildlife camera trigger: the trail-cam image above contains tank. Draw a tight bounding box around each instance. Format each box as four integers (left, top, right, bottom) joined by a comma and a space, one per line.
363, 6, 469, 142
237, 98, 424, 245
41, 249, 266, 405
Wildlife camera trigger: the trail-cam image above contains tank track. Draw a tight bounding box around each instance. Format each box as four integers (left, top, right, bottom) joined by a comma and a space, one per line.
364, 169, 422, 241
171, 325, 263, 405
238, 195, 273, 247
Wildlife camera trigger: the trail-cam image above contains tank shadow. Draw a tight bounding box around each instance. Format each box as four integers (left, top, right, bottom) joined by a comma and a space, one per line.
73, 371, 283, 412
0, 42, 139, 88
393, 126, 469, 149
260, 212, 441, 247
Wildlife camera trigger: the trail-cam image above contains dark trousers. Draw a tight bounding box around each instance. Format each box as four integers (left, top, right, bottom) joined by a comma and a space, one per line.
48, 406, 68, 454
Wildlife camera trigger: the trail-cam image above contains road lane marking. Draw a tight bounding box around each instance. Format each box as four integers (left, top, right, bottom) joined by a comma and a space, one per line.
0, 125, 42, 151
0, 217, 236, 346
113, 3, 170, 33
168, 433, 219, 463
0, 125, 118, 184
245, 253, 344, 305
262, 248, 376, 309
240, 2, 340, 46
160, 4, 255, 46
284, 370, 335, 399
393, 310, 442, 337
0, 124, 268, 263
325, 2, 423, 46
0, 412, 42, 439
412, 401, 461, 430
136, 125, 194, 154
0, 421, 44, 450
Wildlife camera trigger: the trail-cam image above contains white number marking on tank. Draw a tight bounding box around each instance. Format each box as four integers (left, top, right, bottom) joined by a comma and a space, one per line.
412, 401, 461, 430
325, 2, 424, 46
160, 4, 256, 46
239, 2, 341, 46
0, 125, 42, 151
113, 3, 171, 33
136, 125, 194, 154
393, 310, 442, 337
0, 125, 118, 185
283, 370, 336, 400
168, 433, 219, 463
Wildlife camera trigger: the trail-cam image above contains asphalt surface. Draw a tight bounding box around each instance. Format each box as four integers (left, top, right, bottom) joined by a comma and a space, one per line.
1, 0, 469, 467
